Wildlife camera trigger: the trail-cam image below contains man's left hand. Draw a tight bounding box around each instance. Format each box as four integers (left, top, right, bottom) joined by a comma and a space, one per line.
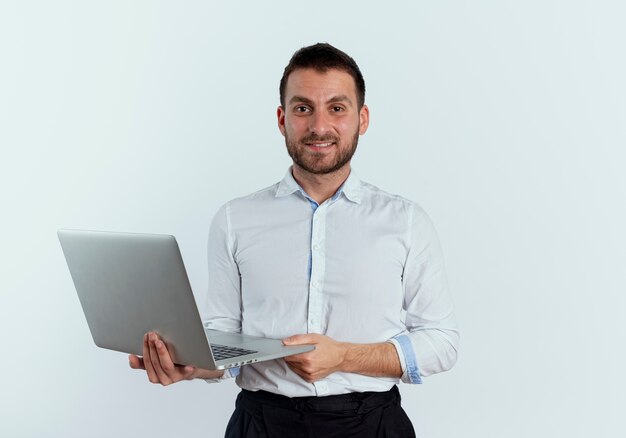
282, 334, 347, 383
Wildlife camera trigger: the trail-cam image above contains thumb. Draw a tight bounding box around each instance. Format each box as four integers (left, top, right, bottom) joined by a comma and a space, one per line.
283, 334, 315, 345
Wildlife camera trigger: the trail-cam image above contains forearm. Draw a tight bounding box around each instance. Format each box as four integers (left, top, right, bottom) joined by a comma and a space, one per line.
341, 342, 402, 378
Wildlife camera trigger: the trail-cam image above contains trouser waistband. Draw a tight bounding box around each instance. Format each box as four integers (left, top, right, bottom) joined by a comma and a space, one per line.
240, 385, 400, 415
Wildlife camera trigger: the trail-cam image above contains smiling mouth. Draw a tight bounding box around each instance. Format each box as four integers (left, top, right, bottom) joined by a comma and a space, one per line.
305, 141, 335, 148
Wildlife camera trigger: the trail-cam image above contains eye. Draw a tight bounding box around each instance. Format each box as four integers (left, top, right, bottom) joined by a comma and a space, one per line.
332, 106, 345, 112
294, 105, 311, 113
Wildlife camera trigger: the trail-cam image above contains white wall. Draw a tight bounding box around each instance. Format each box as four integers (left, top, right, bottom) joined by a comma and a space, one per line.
1, 1, 624, 437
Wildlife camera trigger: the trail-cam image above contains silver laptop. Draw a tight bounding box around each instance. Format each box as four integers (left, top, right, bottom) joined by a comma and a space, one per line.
58, 229, 314, 370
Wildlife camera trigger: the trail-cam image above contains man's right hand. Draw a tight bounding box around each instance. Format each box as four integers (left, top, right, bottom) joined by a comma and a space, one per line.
128, 331, 224, 385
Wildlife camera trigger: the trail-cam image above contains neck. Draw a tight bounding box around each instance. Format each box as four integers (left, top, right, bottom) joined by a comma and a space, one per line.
291, 163, 351, 204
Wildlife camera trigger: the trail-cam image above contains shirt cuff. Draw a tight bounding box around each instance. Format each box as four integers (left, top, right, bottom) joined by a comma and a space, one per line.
203, 367, 240, 384
389, 335, 423, 384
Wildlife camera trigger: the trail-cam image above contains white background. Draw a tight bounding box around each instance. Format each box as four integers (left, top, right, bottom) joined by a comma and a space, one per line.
1, 1, 625, 437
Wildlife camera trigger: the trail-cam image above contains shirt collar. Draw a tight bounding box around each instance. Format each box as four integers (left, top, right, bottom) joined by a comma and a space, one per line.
275, 166, 363, 204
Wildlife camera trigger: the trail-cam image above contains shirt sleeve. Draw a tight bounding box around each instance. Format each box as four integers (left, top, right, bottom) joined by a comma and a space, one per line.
391, 204, 460, 384
201, 202, 242, 383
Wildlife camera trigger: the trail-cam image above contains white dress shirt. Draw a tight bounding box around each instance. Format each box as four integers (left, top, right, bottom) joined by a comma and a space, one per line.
202, 168, 459, 397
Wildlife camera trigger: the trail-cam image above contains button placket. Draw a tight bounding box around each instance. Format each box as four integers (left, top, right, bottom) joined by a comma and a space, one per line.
308, 200, 330, 396
307, 205, 326, 335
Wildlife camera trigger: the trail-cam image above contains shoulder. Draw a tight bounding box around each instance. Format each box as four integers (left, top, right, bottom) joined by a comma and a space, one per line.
359, 181, 442, 253
358, 179, 428, 219
209, 183, 281, 241
217, 182, 281, 213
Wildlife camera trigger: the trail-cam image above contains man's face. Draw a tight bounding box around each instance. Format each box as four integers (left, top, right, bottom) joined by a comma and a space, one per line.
277, 68, 369, 175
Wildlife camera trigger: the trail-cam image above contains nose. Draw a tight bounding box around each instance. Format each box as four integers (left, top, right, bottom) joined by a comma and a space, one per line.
308, 110, 331, 136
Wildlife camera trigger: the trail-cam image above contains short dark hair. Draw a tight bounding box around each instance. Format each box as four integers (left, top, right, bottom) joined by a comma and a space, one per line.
279, 43, 366, 109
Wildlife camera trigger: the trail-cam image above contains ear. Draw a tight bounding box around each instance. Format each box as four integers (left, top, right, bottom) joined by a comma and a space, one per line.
358, 104, 370, 135
277, 106, 286, 137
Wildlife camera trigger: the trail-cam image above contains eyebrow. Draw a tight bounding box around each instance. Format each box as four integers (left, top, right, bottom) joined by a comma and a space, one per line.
289, 94, 353, 107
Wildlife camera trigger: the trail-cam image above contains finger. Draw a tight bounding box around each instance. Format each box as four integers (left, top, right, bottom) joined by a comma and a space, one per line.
182, 366, 196, 380
284, 355, 305, 364
147, 332, 170, 384
143, 333, 159, 383
285, 360, 310, 375
148, 333, 172, 385
283, 355, 299, 364
284, 351, 314, 364
285, 360, 303, 374
128, 354, 145, 370
287, 363, 314, 383
154, 338, 179, 379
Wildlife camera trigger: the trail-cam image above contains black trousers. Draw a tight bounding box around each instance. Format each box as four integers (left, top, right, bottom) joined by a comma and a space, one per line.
224, 385, 416, 438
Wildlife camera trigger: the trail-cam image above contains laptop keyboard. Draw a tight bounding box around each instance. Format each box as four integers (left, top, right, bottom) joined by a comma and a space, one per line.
211, 344, 258, 361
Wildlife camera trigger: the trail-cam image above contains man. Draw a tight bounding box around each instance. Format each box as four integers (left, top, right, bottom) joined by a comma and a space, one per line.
129, 43, 459, 437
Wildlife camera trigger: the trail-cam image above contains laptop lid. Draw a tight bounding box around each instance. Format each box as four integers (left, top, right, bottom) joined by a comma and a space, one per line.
58, 229, 218, 369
